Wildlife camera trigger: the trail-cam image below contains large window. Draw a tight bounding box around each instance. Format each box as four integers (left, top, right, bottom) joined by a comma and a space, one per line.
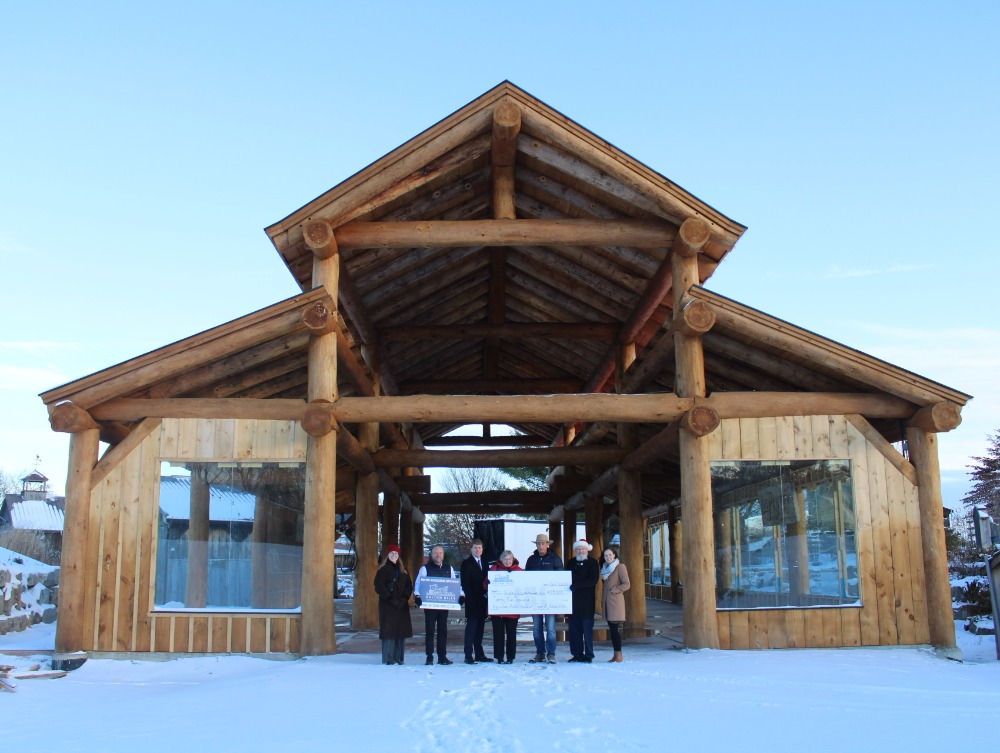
155, 461, 305, 611
712, 459, 859, 609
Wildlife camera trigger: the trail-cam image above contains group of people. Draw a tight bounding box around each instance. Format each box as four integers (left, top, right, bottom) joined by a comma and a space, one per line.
373, 532, 630, 666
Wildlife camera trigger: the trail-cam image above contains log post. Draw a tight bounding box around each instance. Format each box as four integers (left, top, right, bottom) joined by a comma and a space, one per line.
492, 98, 521, 221
563, 512, 576, 564
410, 513, 425, 581
584, 494, 604, 614
400, 505, 414, 598
352, 422, 380, 629
251, 492, 270, 608
55, 427, 100, 653
787, 489, 810, 600
674, 216, 719, 650
185, 467, 210, 608
299, 220, 339, 656
549, 518, 562, 560
905, 427, 957, 651
618, 423, 647, 631
383, 487, 400, 548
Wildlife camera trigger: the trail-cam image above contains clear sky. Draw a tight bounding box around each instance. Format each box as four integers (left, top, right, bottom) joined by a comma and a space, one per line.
1, 1, 997, 507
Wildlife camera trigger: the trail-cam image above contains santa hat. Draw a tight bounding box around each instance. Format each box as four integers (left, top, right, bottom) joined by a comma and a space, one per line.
572, 539, 593, 552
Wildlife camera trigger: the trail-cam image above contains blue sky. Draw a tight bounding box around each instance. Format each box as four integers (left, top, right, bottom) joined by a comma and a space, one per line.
1, 1, 997, 506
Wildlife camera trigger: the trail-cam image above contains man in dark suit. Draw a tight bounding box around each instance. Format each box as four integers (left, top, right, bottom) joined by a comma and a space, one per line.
460, 539, 492, 663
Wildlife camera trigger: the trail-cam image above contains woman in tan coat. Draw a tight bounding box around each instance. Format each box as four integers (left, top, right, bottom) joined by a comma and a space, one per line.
601, 545, 630, 662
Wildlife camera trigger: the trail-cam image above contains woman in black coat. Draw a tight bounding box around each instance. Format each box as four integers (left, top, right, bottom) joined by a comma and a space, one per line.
373, 545, 413, 665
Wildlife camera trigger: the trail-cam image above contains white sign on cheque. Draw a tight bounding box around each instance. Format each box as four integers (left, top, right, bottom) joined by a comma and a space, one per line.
487, 571, 572, 615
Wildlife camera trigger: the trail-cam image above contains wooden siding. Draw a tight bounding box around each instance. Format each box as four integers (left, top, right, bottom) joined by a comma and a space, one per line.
709, 415, 929, 650
81, 418, 307, 654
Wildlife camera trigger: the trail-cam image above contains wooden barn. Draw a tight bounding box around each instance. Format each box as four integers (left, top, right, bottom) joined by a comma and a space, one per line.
41, 82, 969, 656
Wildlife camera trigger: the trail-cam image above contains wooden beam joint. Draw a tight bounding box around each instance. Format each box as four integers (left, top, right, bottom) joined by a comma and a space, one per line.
49, 402, 100, 433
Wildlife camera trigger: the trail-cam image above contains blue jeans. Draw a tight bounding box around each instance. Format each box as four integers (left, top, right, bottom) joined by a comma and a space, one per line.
532, 614, 557, 656
568, 616, 595, 660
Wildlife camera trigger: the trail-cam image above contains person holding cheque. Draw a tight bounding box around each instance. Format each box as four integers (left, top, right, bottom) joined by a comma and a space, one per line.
413, 544, 457, 666
487, 550, 522, 664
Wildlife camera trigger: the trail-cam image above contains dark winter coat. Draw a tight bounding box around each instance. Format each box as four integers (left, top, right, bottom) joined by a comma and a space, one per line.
487, 559, 523, 619
460, 555, 489, 619
524, 548, 563, 571
374, 562, 414, 640
566, 555, 600, 618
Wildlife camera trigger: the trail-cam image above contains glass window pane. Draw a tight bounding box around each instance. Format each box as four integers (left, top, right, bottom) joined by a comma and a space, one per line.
155, 461, 306, 611
712, 459, 859, 609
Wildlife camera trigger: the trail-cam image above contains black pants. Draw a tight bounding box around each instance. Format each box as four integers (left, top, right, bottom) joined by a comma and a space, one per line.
608, 621, 624, 652
491, 616, 518, 662
464, 615, 487, 659
424, 609, 449, 659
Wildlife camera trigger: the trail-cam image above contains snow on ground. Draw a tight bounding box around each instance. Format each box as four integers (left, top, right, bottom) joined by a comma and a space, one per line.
1, 622, 997, 753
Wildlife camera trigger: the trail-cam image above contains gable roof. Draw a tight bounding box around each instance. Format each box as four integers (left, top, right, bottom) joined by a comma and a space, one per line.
39, 83, 970, 513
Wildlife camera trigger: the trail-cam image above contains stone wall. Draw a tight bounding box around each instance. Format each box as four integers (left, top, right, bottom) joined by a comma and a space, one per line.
0, 563, 59, 635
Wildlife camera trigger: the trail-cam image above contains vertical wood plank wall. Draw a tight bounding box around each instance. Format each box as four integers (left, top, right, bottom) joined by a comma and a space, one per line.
705, 415, 929, 649
84, 418, 307, 654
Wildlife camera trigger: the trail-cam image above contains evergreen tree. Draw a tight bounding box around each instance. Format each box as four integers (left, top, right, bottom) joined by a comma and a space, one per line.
499, 466, 548, 491
961, 429, 1000, 520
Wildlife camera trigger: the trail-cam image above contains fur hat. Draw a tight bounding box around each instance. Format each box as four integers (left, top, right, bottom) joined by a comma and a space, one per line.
533, 533, 551, 545
572, 539, 593, 552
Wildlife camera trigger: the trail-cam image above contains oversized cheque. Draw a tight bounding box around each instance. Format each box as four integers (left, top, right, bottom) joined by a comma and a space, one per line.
415, 577, 463, 610
487, 570, 572, 615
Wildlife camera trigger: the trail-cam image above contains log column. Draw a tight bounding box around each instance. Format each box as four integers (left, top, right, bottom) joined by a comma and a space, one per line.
673, 217, 719, 649
300, 219, 340, 655
185, 467, 210, 608
383, 488, 400, 548
584, 494, 604, 614
251, 492, 270, 608
563, 512, 576, 563
55, 426, 100, 653
549, 515, 562, 559
617, 342, 647, 630
905, 427, 957, 650
410, 511, 425, 580
400, 505, 414, 587
352, 422, 380, 629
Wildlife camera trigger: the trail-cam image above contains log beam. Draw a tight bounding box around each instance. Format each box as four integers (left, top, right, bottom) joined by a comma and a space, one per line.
371, 445, 626, 468
425, 434, 548, 447
333, 219, 678, 250
399, 378, 584, 394
378, 322, 618, 341
87, 392, 919, 424
49, 402, 99, 433
907, 401, 963, 433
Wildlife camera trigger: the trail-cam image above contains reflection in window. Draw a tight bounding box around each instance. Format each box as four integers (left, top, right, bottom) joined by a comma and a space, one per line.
155, 461, 305, 610
647, 521, 670, 586
713, 460, 859, 609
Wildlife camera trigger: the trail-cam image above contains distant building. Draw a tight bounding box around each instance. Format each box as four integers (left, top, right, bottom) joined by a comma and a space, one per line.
0, 471, 65, 552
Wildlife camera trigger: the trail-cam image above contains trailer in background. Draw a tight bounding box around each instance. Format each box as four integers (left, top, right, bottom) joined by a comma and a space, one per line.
474, 518, 585, 567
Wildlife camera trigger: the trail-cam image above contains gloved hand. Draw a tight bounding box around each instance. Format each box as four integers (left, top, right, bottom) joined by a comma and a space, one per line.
414, 595, 422, 607
459, 595, 466, 606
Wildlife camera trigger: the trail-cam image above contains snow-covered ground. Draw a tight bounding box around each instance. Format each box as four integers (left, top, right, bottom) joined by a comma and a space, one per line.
2, 618, 997, 752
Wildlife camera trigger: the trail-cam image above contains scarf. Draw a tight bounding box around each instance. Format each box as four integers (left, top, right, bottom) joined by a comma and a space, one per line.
600, 558, 619, 581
